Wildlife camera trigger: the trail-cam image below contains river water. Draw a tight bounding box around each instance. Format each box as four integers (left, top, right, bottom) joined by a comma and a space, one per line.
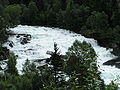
5, 25, 120, 85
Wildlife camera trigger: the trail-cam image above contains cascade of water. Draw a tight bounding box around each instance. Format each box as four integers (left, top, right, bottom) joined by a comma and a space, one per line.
5, 25, 120, 84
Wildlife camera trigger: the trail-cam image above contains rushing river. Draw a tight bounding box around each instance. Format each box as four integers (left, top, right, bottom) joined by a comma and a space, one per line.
4, 25, 120, 84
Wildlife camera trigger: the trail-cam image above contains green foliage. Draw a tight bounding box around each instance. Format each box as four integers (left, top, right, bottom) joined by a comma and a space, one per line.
48, 43, 65, 86
57, 5, 90, 32
28, 1, 38, 24
46, 9, 57, 26
21, 1, 38, 25
0, 81, 16, 90
4, 4, 22, 27
6, 53, 18, 76
5, 0, 119, 50
21, 7, 30, 25
81, 11, 113, 44
49, 43, 64, 71
38, 65, 57, 89
111, 10, 120, 27
0, 5, 4, 16
22, 59, 37, 74
64, 40, 103, 89
0, 0, 9, 6
66, 0, 74, 10
0, 16, 9, 45
85, 11, 109, 34
105, 81, 118, 90
0, 0, 120, 89
5, 0, 120, 47
0, 42, 119, 90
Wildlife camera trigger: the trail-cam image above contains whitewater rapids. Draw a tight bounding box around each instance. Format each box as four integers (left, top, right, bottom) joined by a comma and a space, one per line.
4, 25, 120, 84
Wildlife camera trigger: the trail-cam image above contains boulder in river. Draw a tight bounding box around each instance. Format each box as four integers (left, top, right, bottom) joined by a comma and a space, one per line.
16, 35, 20, 38
9, 41, 14, 48
24, 34, 31, 41
20, 37, 28, 45
19, 34, 32, 45
103, 57, 120, 68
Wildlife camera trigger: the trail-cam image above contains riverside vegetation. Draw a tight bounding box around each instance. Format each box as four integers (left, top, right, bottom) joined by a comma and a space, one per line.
0, 0, 120, 90
0, 41, 118, 90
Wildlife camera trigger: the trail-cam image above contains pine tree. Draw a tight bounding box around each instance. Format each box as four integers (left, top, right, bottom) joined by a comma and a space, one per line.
48, 43, 64, 85
6, 53, 18, 76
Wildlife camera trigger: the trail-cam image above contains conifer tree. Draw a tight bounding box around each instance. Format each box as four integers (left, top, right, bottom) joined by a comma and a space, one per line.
64, 40, 104, 89
6, 53, 18, 76
48, 43, 64, 85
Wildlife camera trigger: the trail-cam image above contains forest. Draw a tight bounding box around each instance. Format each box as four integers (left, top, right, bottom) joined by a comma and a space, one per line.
0, 0, 120, 89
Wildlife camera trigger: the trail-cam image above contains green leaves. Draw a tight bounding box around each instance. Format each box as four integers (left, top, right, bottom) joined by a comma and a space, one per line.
5, 5, 22, 27
4, 4, 22, 27
86, 11, 109, 33
21, 1, 39, 25
22, 59, 37, 74
6, 53, 18, 76
105, 81, 118, 90
0, 40, 118, 89
64, 40, 103, 89
0, 16, 9, 45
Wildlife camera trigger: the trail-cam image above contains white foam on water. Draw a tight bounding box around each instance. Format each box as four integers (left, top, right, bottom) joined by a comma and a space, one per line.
5, 25, 120, 84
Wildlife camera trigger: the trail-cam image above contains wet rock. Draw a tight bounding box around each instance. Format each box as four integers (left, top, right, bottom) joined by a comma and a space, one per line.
19, 34, 31, 45
103, 57, 120, 69
24, 34, 31, 41
9, 41, 14, 48
0, 66, 3, 70
20, 37, 28, 45
0, 47, 9, 60
27, 49, 33, 50
16, 35, 20, 38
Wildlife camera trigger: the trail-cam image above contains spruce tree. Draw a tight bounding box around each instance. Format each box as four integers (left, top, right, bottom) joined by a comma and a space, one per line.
6, 53, 18, 76
48, 43, 64, 85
